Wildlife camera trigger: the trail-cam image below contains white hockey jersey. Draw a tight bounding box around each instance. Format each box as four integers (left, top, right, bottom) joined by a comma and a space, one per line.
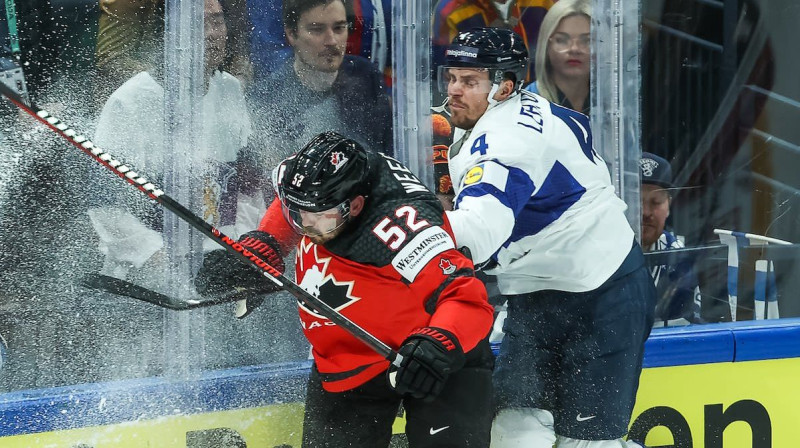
445, 90, 634, 294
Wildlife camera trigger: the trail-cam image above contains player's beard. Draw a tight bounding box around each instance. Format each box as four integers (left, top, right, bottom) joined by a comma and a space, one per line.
305, 230, 336, 245
303, 221, 348, 245
450, 109, 478, 129
449, 111, 478, 130
448, 98, 488, 130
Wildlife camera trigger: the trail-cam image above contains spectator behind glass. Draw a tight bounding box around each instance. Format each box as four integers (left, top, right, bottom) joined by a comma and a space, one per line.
86, 0, 306, 371
94, 0, 253, 105
640, 152, 703, 327
248, 0, 391, 89
524, 0, 590, 115
432, 0, 555, 84
245, 0, 393, 178
88, 0, 258, 291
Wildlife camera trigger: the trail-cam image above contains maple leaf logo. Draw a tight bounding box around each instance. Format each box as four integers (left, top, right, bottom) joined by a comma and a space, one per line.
330, 151, 349, 173
439, 258, 456, 275
296, 239, 360, 318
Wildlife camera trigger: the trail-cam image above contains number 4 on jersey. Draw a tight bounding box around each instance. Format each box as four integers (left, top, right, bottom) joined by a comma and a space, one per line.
470, 134, 488, 155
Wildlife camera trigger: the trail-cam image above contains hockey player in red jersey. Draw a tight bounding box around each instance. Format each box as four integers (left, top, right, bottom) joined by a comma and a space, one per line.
195, 131, 495, 447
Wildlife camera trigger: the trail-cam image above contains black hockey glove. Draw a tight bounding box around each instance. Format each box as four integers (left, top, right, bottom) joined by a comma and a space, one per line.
194, 231, 285, 318
390, 327, 465, 402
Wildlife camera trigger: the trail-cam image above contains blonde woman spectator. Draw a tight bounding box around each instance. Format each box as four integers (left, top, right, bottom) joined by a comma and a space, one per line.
524, 0, 590, 114
88, 0, 257, 291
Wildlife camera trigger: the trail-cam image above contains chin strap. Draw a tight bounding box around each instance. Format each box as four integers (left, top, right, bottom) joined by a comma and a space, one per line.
486, 83, 501, 108
486, 83, 520, 112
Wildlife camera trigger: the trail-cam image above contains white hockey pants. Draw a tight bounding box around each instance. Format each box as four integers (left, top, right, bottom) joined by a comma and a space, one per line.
490, 408, 646, 448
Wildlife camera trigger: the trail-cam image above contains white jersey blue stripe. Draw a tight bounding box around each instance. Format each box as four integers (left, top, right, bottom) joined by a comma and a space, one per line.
446, 90, 634, 294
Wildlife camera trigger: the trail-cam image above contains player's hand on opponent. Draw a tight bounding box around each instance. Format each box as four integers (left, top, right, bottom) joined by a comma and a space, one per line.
390, 327, 465, 402
194, 230, 285, 318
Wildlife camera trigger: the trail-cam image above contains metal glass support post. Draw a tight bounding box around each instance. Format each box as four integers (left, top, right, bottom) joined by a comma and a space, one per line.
391, 0, 434, 189
592, 0, 642, 239
162, 0, 206, 377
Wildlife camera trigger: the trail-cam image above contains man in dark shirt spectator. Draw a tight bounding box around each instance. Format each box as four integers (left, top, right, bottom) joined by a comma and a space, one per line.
640, 152, 703, 326
246, 0, 393, 180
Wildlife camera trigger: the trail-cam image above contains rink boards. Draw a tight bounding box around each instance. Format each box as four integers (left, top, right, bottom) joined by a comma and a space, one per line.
2, 319, 800, 447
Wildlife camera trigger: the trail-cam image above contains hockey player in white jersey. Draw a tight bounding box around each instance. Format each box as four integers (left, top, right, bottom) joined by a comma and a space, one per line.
439, 28, 655, 447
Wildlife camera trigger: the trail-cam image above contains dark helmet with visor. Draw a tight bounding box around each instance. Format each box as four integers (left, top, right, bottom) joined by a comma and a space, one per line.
274, 131, 371, 237
438, 27, 529, 94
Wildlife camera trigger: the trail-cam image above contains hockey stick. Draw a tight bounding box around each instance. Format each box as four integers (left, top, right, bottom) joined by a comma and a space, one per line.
80, 273, 268, 317
79, 273, 246, 311
0, 82, 401, 366
80, 274, 189, 309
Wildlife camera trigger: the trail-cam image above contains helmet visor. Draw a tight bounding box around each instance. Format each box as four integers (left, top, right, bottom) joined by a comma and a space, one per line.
437, 66, 493, 94
281, 199, 352, 238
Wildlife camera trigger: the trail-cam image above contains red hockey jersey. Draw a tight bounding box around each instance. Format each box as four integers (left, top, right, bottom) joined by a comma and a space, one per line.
261, 152, 493, 392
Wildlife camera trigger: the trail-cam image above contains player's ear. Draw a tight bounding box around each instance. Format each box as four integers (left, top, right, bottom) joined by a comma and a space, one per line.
503, 78, 515, 95
350, 195, 366, 217
494, 79, 515, 101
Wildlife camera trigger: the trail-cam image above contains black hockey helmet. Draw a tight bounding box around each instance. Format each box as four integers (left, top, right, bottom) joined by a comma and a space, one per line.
277, 131, 371, 212
275, 131, 371, 236
439, 27, 529, 92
